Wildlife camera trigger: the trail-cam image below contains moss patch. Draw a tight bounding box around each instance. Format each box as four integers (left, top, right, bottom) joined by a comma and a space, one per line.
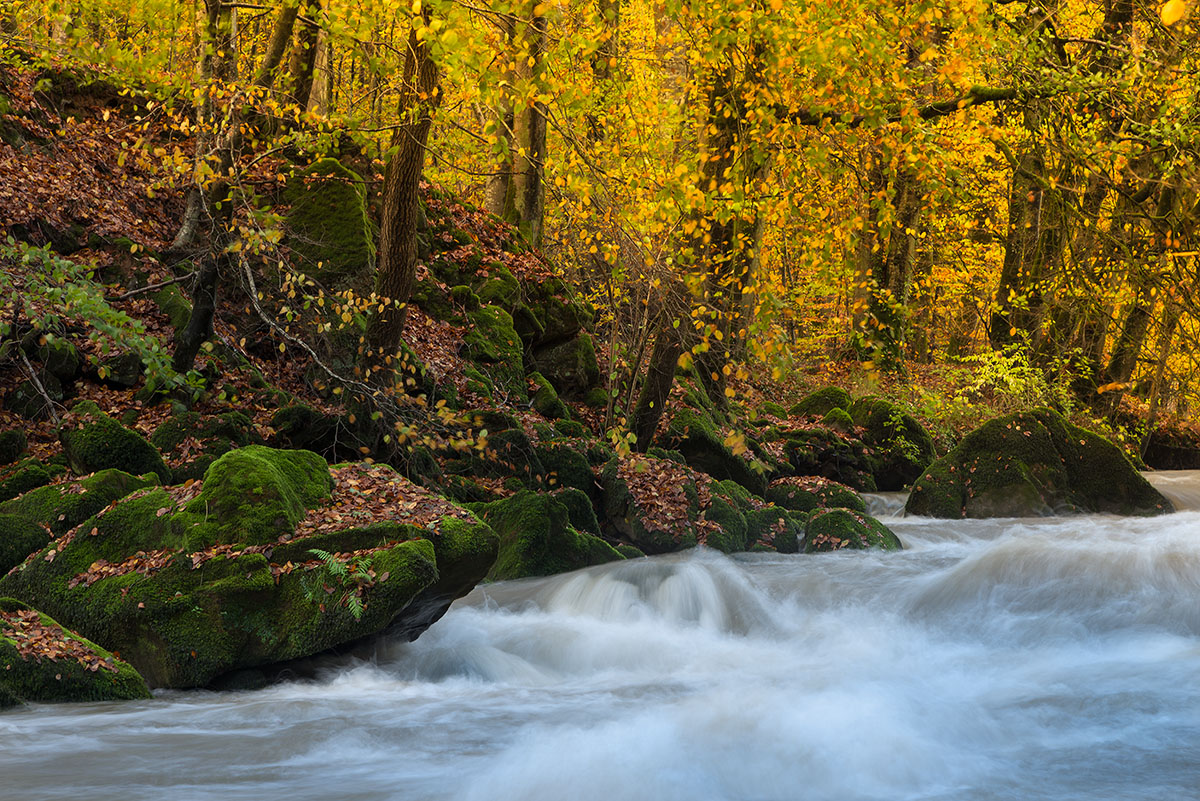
284, 158, 376, 285
59, 401, 169, 482
804, 508, 902, 553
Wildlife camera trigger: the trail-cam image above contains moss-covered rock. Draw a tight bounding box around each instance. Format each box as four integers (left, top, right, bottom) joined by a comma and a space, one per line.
703, 496, 749, 554
0, 459, 499, 689
804, 508, 902, 553
849, 397, 936, 491
765, 476, 865, 514
0, 515, 51, 575
0, 459, 54, 504
469, 490, 622, 581
529, 372, 570, 420
529, 333, 601, 399
599, 457, 703, 555
660, 407, 768, 495
790, 387, 853, 417
905, 408, 1172, 519
175, 445, 332, 548
782, 426, 877, 491
284, 158, 376, 285
33, 336, 82, 382
151, 411, 256, 483
745, 506, 805, 554
0, 430, 28, 466
0, 469, 157, 536
58, 401, 169, 483
464, 305, 526, 398
5, 371, 64, 421
535, 441, 596, 499
0, 599, 150, 706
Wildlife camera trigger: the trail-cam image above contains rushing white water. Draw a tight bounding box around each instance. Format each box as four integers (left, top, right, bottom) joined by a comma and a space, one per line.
6, 479, 1200, 800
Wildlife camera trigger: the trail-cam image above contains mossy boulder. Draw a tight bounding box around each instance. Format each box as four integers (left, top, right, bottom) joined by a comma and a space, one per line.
0, 430, 28, 466
765, 476, 865, 514
174, 445, 332, 548
660, 407, 768, 495
464, 305, 526, 398
0, 515, 51, 575
5, 371, 64, 421
906, 408, 1172, 519
151, 411, 256, 483
469, 490, 622, 581
804, 508, 902, 553
284, 158, 376, 285
528, 333, 601, 399
0, 458, 59, 504
0, 469, 157, 536
849, 397, 936, 491
0, 459, 499, 689
745, 506, 805, 554
790, 387, 852, 417
535, 441, 596, 499
782, 426, 877, 491
0, 599, 150, 707
58, 401, 170, 483
599, 457, 704, 555
33, 336, 82, 383
529, 372, 571, 420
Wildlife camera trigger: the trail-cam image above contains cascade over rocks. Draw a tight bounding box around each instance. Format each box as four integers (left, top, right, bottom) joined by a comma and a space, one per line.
906, 408, 1173, 519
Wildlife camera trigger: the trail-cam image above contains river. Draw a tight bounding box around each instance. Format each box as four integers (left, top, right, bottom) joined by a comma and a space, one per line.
3, 473, 1200, 800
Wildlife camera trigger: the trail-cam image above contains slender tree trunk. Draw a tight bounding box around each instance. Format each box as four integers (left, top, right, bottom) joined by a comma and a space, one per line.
290, 1, 321, 109
515, 5, 548, 246
366, 10, 441, 368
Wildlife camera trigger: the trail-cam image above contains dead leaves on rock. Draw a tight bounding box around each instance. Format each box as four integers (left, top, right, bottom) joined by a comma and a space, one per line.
0, 609, 119, 674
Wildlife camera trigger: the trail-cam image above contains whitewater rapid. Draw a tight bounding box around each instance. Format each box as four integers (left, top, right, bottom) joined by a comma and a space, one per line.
4, 486, 1200, 800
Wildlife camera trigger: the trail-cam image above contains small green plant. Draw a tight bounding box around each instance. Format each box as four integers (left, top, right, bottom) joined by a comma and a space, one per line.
303, 547, 378, 620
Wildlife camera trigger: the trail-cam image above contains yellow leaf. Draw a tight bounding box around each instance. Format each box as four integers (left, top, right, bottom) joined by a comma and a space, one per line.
770, 0, 783, 9
1162, 0, 1189, 25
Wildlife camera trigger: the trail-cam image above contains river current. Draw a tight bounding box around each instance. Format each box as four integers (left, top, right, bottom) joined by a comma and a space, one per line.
4, 473, 1200, 800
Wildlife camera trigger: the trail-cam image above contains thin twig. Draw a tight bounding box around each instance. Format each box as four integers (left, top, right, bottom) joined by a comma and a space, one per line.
113, 271, 197, 300
17, 348, 60, 425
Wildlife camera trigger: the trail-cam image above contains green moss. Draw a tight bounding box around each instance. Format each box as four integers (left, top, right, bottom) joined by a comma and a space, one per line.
410, 277, 454, 321
765, 476, 865, 514
464, 305, 525, 398
450, 285, 482, 311
804, 508, 902, 553
0, 458, 55, 503
536, 442, 595, 497
476, 266, 520, 308
151, 411, 254, 483
441, 475, 498, 504
529, 372, 571, 420
906, 408, 1171, 519
0, 469, 157, 535
177, 446, 333, 547
34, 336, 81, 382
152, 284, 192, 332
59, 401, 169, 482
703, 497, 749, 553
822, 407, 854, 430
849, 397, 936, 491
646, 447, 688, 466
0, 514, 51, 574
584, 387, 609, 408
529, 334, 601, 398
615, 544, 644, 559
553, 419, 588, 439
599, 458, 702, 555
661, 407, 767, 495
284, 158, 376, 284
745, 507, 805, 554
471, 490, 620, 581
552, 487, 601, 535
790, 387, 853, 417
0, 600, 151, 705
762, 402, 788, 418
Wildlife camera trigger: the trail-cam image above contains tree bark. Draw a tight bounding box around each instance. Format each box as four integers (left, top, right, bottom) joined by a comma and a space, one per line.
366, 10, 441, 368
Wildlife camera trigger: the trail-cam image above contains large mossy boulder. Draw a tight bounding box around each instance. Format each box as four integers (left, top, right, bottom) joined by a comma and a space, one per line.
174, 445, 332, 548
469, 490, 622, 581
284, 158, 375, 285
660, 407, 768, 495
849, 397, 936, 491
0, 599, 150, 708
804, 508, 902, 553
781, 426, 877, 491
0, 429, 28, 466
464, 305, 526, 398
528, 333, 601, 398
765, 475, 865, 514
790, 387, 852, 418
0, 455, 499, 688
58, 401, 170, 482
905, 408, 1172, 519
0, 458, 61, 504
0, 514, 52, 576
599, 456, 709, 555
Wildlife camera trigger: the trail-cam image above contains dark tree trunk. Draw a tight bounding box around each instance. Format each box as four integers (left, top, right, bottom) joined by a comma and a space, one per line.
366, 10, 441, 368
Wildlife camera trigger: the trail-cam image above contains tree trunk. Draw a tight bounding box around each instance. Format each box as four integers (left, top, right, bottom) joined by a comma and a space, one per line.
515, 5, 548, 246
366, 10, 441, 369
290, 1, 321, 109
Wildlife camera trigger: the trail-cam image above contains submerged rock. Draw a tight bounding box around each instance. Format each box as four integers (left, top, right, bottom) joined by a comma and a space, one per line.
905, 408, 1172, 519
